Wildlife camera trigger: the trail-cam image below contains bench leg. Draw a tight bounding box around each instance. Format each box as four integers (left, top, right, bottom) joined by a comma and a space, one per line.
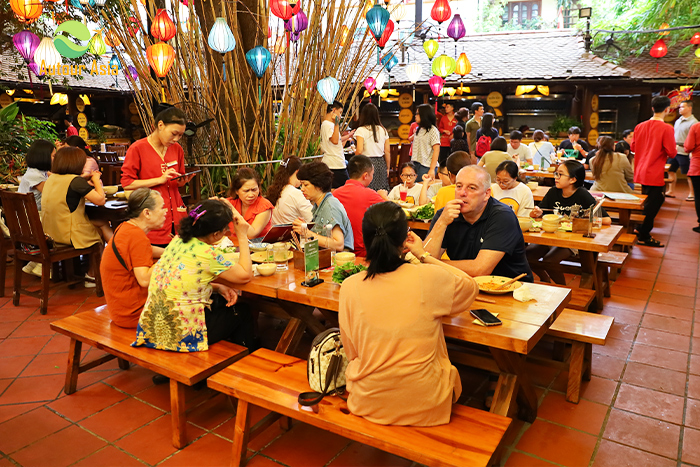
231, 399, 251, 467
583, 343, 592, 382
65, 339, 82, 395
490, 373, 518, 419
117, 358, 130, 370
566, 341, 585, 404
170, 379, 187, 449
275, 318, 306, 355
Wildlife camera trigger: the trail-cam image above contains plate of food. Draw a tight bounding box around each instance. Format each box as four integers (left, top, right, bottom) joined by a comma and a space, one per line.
474, 275, 523, 294
251, 251, 293, 263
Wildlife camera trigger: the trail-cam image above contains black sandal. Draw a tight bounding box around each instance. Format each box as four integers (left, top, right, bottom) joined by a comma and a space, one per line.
637, 236, 664, 248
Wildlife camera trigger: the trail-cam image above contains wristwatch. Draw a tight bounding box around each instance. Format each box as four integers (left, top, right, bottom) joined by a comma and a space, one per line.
419, 252, 431, 263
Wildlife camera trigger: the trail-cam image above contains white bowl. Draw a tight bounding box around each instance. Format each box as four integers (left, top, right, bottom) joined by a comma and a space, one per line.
250, 242, 270, 252
335, 252, 356, 266
256, 263, 277, 276
103, 185, 118, 195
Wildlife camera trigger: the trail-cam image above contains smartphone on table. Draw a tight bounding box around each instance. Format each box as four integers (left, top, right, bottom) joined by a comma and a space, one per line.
470, 308, 502, 326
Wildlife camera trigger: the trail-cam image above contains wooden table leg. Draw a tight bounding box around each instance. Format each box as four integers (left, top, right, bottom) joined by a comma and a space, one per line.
65, 339, 82, 395
231, 399, 251, 467
490, 348, 538, 423
619, 209, 631, 232
579, 251, 603, 310
279, 302, 327, 336
566, 341, 585, 403
275, 318, 306, 355
170, 379, 187, 449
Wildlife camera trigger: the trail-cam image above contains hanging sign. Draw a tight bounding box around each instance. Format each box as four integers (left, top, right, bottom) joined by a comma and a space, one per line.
486, 91, 503, 108
589, 112, 599, 128
398, 93, 413, 108
591, 95, 599, 112
79, 127, 89, 140
398, 108, 413, 124
77, 113, 87, 127
0, 94, 12, 108
129, 102, 139, 115
130, 114, 141, 125
76, 97, 86, 112
398, 124, 411, 140
587, 129, 599, 146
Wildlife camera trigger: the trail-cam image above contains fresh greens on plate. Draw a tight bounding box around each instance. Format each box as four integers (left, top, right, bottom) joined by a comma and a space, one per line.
413, 204, 434, 220
332, 262, 368, 284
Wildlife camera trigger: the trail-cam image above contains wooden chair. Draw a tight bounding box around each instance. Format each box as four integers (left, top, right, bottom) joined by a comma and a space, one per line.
106, 145, 127, 159
95, 151, 119, 163
0, 191, 103, 314
0, 234, 11, 297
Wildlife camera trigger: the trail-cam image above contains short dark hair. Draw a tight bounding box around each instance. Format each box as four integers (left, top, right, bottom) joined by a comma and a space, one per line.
496, 160, 519, 180
682, 100, 693, 108
509, 130, 523, 141
447, 151, 471, 175
51, 146, 86, 175
126, 188, 161, 219
65, 135, 95, 163
471, 102, 483, 113
362, 202, 408, 280
347, 154, 374, 179
455, 108, 469, 121
178, 199, 233, 243
532, 130, 545, 142
562, 160, 586, 188
326, 100, 343, 114
400, 161, 416, 173
651, 96, 671, 113
297, 161, 333, 193
26, 139, 55, 171
490, 136, 508, 152
228, 167, 261, 198
453, 126, 465, 139
154, 107, 186, 126
622, 129, 633, 138
568, 126, 581, 135
64, 114, 73, 123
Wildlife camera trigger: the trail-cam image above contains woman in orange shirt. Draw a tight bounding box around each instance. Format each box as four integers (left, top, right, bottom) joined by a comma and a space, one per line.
227, 168, 273, 241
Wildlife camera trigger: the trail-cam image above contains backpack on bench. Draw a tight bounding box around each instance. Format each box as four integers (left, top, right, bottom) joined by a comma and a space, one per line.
298, 328, 349, 407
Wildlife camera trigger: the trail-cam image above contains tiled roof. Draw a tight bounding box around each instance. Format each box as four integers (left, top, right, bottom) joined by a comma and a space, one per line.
621, 42, 700, 80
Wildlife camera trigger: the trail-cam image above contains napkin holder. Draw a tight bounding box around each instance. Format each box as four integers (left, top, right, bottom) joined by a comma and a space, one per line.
572, 217, 590, 233
294, 248, 332, 270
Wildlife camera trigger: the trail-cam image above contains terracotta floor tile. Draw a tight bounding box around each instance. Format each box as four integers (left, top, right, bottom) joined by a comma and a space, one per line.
614, 383, 684, 424
645, 302, 694, 320
160, 433, 240, 467
691, 354, 700, 375
0, 402, 43, 425
262, 423, 350, 467
525, 363, 560, 388
635, 328, 691, 352
71, 446, 144, 467
245, 455, 288, 467
656, 272, 697, 285
116, 416, 205, 465
80, 397, 164, 441
659, 264, 699, 279
612, 277, 654, 291
650, 291, 697, 308
629, 343, 690, 373
19, 352, 67, 377
133, 383, 171, 412
0, 406, 71, 454
0, 322, 22, 339
550, 373, 618, 405
653, 281, 696, 297
536, 392, 608, 435
607, 322, 637, 342
622, 361, 687, 396
685, 399, 700, 430
0, 355, 34, 379
0, 306, 38, 322
682, 426, 700, 465
600, 307, 642, 326
48, 382, 127, 421
641, 314, 693, 336
591, 354, 625, 381
7, 320, 54, 338
603, 409, 680, 459
592, 337, 633, 360
617, 268, 658, 282
327, 441, 413, 467
505, 452, 558, 466
609, 284, 651, 300
515, 419, 597, 467
102, 364, 156, 396
593, 439, 676, 467
688, 374, 700, 400
602, 295, 648, 312
213, 406, 281, 450
0, 374, 65, 404
38, 334, 71, 355
186, 393, 235, 431
11, 424, 106, 467
0, 335, 52, 357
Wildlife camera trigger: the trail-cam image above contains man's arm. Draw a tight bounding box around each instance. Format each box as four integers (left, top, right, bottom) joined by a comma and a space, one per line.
445, 249, 505, 276
424, 200, 462, 258
664, 126, 678, 158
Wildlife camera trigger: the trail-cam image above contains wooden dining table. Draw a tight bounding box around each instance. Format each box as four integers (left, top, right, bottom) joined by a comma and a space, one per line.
522, 169, 595, 180
85, 199, 129, 223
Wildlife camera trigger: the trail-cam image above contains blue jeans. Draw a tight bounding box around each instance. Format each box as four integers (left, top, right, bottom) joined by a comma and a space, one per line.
415, 164, 432, 180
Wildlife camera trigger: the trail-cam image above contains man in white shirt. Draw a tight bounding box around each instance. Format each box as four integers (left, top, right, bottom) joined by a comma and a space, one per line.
668, 100, 698, 200
320, 101, 355, 189
506, 130, 532, 167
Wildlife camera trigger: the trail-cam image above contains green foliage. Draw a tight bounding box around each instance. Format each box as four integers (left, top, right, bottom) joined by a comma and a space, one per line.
332, 262, 367, 284
549, 115, 582, 136
86, 121, 106, 143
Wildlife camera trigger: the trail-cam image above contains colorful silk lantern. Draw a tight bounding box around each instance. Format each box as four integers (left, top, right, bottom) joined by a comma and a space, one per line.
270, 0, 301, 22
146, 42, 176, 77
13, 30, 40, 64
390, 2, 405, 23
109, 53, 122, 70
339, 25, 350, 46
696, 48, 700, 58
537, 85, 550, 96
376, 19, 394, 49
405, 63, 422, 100
374, 71, 387, 92
515, 85, 536, 96
127, 16, 141, 36
366, 4, 390, 41
290, 31, 301, 43
659, 23, 670, 36
104, 30, 121, 48
28, 61, 43, 76
34, 37, 61, 69
285, 10, 308, 34
423, 39, 439, 60
364, 77, 376, 95
126, 65, 138, 80
151, 9, 177, 41
430, 0, 451, 24
208, 17, 236, 54
88, 32, 107, 55
455, 53, 471, 76
381, 53, 398, 72
11, 0, 43, 23
432, 54, 456, 77
273, 36, 286, 54
691, 32, 700, 45
317, 77, 339, 105
650, 38, 667, 58
447, 14, 465, 42
246, 46, 272, 104
429, 75, 444, 97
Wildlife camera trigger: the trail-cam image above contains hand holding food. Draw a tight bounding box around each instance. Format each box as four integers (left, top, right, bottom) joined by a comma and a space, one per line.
405, 231, 426, 258
438, 199, 463, 226
530, 206, 543, 218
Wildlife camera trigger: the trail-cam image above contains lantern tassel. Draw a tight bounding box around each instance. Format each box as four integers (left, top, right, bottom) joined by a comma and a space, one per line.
412, 84, 415, 101
161, 85, 166, 103
258, 83, 261, 105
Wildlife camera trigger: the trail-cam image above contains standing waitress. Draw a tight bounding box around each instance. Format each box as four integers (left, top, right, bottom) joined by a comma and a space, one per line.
121, 107, 191, 247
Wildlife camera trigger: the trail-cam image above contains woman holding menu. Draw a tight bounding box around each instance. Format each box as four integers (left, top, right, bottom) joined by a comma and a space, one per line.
121, 107, 192, 246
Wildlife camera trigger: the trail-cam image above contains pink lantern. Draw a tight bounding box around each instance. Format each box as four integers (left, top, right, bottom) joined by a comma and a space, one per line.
364, 77, 376, 95
429, 75, 444, 96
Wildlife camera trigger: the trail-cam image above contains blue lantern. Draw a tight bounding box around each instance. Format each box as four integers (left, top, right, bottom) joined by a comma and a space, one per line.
380, 53, 398, 72
208, 18, 236, 55
366, 4, 389, 41
317, 77, 339, 105
109, 53, 122, 71
245, 46, 271, 79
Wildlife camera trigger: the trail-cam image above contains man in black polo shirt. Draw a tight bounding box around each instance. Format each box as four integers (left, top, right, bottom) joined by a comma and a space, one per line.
424, 165, 533, 281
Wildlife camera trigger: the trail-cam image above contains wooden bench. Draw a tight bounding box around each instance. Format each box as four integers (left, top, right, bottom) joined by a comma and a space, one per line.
598, 251, 628, 289
615, 232, 638, 251
50, 306, 248, 448
544, 309, 614, 403
208, 349, 512, 467
535, 281, 596, 312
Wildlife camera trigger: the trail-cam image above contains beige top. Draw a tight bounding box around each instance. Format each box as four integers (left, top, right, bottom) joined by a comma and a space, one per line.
339, 263, 478, 426
41, 174, 102, 249
590, 153, 634, 194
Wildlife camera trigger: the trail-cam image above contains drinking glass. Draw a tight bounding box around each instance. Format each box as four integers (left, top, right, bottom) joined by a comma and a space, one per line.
399, 185, 408, 201
273, 242, 289, 271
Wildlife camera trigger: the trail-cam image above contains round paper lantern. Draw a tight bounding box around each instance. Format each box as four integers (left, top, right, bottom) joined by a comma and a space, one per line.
290, 31, 301, 42
127, 16, 141, 36
245, 46, 272, 78
151, 9, 177, 41
691, 32, 700, 45
104, 30, 121, 48
405, 63, 423, 83
88, 33, 107, 55
650, 38, 667, 58
374, 71, 387, 92
146, 42, 176, 77
455, 52, 471, 76
10, 0, 43, 23
34, 37, 61, 69
432, 54, 456, 77
28, 61, 44, 76
696, 48, 700, 58
659, 23, 670, 36
390, 2, 405, 23
381, 53, 399, 72
423, 39, 439, 60
376, 19, 394, 49
109, 53, 122, 70
285, 10, 308, 34
317, 77, 339, 105
447, 14, 465, 42
364, 77, 376, 94
270, 0, 301, 22
13, 30, 40, 64
208, 17, 236, 54
366, 4, 390, 41
429, 75, 444, 97
126, 65, 138, 80
430, 0, 451, 24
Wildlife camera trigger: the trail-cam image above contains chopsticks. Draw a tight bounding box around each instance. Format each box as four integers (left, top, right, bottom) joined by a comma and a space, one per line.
494, 273, 527, 290
290, 230, 302, 251
475, 296, 496, 304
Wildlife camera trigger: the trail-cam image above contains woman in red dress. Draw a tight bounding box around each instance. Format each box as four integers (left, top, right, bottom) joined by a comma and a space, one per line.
226, 168, 273, 242
121, 107, 192, 246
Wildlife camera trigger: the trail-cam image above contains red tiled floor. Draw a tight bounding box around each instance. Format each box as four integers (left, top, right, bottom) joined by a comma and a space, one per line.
0, 374, 65, 405
593, 439, 677, 467
102, 364, 156, 395
645, 302, 694, 320
622, 362, 687, 396
629, 343, 690, 373
0, 335, 52, 357
653, 281, 696, 298
116, 416, 205, 465
536, 392, 608, 435
682, 427, 700, 465
592, 337, 633, 360
11, 424, 106, 467
614, 383, 685, 424
0, 406, 71, 454
650, 291, 697, 309
185, 393, 235, 431
0, 355, 34, 379
607, 322, 637, 341
327, 442, 413, 467
515, 419, 597, 467
591, 354, 625, 380
79, 397, 164, 441
687, 374, 700, 400
601, 307, 642, 326
634, 328, 691, 353
603, 409, 680, 459
71, 446, 144, 467
19, 352, 68, 377
641, 314, 692, 336
48, 382, 127, 422
505, 452, 558, 466
261, 423, 351, 467
159, 433, 239, 467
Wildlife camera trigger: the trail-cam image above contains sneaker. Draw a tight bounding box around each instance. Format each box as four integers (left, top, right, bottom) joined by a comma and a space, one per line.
84, 274, 96, 288
22, 262, 36, 275
31, 263, 42, 277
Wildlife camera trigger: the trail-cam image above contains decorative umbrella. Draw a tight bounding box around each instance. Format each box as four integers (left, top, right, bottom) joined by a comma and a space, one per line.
245, 46, 272, 104
317, 77, 339, 105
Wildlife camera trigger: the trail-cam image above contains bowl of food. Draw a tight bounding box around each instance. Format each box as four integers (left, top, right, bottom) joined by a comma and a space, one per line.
256, 263, 277, 276
474, 275, 522, 294
103, 185, 119, 196
542, 214, 561, 222
527, 181, 538, 190
335, 252, 356, 266
547, 166, 556, 173
542, 221, 560, 233
517, 217, 532, 232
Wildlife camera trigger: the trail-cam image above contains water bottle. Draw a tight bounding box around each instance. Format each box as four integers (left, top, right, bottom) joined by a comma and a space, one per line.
324, 223, 335, 267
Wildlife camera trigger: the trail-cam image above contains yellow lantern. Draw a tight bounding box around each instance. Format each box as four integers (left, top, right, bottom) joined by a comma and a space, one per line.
88, 32, 107, 55
537, 85, 550, 96
445, 87, 456, 97
423, 39, 439, 61
432, 54, 456, 78
455, 53, 471, 76
515, 85, 536, 96
659, 23, 670, 36
10, 0, 42, 24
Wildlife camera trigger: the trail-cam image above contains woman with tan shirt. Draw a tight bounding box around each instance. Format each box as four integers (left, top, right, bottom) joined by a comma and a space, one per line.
339, 202, 478, 426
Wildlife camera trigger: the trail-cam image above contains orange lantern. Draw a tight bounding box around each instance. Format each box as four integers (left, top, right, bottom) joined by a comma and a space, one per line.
151, 9, 177, 41
659, 23, 670, 36
146, 42, 175, 77
10, 0, 43, 24
339, 25, 349, 46
104, 30, 121, 48
455, 53, 471, 76
273, 36, 286, 54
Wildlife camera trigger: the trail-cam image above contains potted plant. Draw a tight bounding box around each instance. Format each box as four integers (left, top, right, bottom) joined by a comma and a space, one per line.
86, 121, 107, 144
548, 115, 582, 138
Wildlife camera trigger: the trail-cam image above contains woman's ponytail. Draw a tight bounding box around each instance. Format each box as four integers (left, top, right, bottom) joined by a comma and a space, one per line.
362, 202, 408, 279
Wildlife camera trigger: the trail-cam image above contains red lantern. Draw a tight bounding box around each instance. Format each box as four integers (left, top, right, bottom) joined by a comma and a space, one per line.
691, 32, 700, 45
650, 38, 667, 58
127, 16, 141, 37
151, 9, 177, 41
270, 0, 301, 21
376, 19, 394, 49
429, 75, 444, 97
146, 42, 176, 77
10, 0, 43, 24
430, 0, 451, 24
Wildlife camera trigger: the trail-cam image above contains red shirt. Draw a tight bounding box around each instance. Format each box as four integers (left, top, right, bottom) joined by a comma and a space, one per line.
66, 125, 78, 137
408, 122, 419, 156
227, 196, 273, 240
332, 179, 384, 256
121, 138, 186, 245
631, 119, 676, 186
438, 115, 458, 147
684, 122, 700, 177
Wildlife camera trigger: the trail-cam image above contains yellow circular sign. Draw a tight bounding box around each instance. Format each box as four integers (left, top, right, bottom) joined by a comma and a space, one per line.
398, 108, 413, 124
129, 102, 139, 115
494, 108, 503, 117
591, 95, 599, 112
398, 93, 413, 108
130, 114, 141, 125
77, 113, 88, 127
486, 91, 503, 108
587, 129, 599, 146
76, 97, 85, 112
397, 124, 411, 140
0, 94, 12, 108
79, 128, 89, 140
589, 112, 599, 128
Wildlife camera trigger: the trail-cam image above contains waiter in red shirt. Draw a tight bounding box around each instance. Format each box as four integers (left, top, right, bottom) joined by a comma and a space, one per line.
121, 107, 193, 247
65, 115, 78, 138
631, 96, 677, 247
333, 155, 387, 256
